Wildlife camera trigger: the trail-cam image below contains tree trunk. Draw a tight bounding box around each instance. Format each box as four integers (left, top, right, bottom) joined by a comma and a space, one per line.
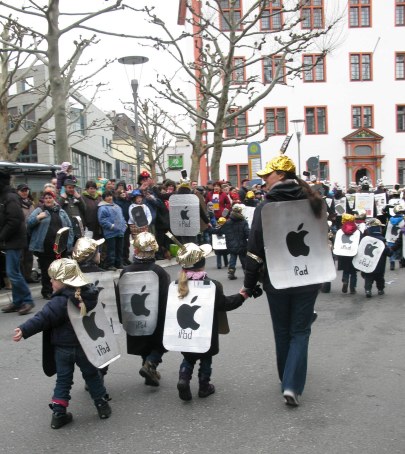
47, 0, 70, 164
0, 25, 10, 160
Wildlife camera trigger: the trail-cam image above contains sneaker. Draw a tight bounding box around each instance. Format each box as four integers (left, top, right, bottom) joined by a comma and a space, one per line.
350, 288, 356, 294
96, 399, 112, 419
51, 412, 73, 429
1, 303, 19, 313
283, 389, 299, 407
365, 291, 372, 298
177, 379, 192, 401
378, 290, 384, 295
139, 361, 160, 387
342, 282, 348, 293
18, 303, 35, 316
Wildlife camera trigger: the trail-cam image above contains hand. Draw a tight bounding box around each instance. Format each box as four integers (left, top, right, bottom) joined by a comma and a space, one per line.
13, 328, 23, 342
241, 285, 263, 299
37, 211, 48, 220
73, 191, 81, 198
239, 289, 249, 300
60, 193, 67, 199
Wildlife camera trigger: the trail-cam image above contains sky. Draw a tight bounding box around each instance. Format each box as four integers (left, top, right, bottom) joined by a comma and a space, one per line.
11, 0, 186, 114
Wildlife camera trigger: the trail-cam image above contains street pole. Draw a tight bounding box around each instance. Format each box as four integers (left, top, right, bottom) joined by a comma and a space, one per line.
296, 131, 302, 177
131, 79, 143, 179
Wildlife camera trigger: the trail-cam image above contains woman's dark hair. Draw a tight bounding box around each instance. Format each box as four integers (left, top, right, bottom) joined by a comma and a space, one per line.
102, 190, 114, 199
278, 171, 323, 219
85, 180, 97, 189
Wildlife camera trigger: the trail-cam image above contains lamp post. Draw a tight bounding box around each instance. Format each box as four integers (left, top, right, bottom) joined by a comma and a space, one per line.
290, 119, 305, 177
118, 55, 149, 180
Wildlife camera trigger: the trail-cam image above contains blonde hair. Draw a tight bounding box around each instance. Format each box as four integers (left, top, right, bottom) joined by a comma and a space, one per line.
74, 287, 87, 316
177, 270, 190, 299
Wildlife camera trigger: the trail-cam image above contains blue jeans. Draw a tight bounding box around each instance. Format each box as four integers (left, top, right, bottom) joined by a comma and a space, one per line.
181, 355, 212, 379
228, 252, 246, 270
266, 289, 318, 395
105, 236, 124, 268
53, 345, 107, 407
342, 270, 357, 289
5, 249, 33, 308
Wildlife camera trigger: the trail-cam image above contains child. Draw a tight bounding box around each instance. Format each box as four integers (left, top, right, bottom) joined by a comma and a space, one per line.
56, 162, 77, 193
173, 241, 248, 401
12, 258, 111, 429
218, 204, 249, 280
128, 189, 152, 239
116, 232, 170, 386
211, 216, 229, 269
361, 219, 392, 298
336, 214, 359, 294
385, 205, 405, 270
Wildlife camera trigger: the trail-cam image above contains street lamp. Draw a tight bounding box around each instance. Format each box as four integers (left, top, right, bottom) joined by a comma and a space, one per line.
290, 119, 305, 177
118, 55, 149, 180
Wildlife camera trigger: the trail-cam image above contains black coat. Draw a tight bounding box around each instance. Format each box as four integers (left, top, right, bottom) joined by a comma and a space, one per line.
244, 181, 320, 294
361, 230, 391, 276
182, 278, 244, 359
218, 214, 249, 254
0, 186, 27, 250
116, 259, 171, 357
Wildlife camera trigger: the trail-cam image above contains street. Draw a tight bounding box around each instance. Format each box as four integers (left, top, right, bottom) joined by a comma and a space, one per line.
1, 257, 404, 454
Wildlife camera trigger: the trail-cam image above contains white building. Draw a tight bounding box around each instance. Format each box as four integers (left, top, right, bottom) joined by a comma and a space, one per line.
177, 0, 405, 188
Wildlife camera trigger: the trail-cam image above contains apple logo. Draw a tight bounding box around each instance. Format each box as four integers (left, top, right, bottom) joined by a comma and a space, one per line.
341, 235, 353, 244
131, 285, 150, 316
286, 223, 310, 257
180, 207, 190, 221
82, 312, 105, 340
177, 295, 201, 330
391, 225, 399, 236
364, 242, 378, 257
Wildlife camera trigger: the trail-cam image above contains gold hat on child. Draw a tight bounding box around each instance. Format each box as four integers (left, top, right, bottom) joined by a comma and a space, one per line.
176, 243, 212, 269
132, 232, 159, 252
48, 258, 89, 287
72, 237, 105, 263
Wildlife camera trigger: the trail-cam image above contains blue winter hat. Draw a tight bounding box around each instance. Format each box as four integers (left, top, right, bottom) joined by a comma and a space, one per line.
131, 189, 142, 198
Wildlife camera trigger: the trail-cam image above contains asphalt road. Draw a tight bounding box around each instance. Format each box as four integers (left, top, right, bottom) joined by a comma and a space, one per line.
1, 258, 404, 454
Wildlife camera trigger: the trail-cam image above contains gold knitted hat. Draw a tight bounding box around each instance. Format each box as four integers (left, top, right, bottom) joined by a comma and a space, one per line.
48, 258, 89, 287
341, 214, 355, 224
257, 155, 296, 177
72, 237, 105, 263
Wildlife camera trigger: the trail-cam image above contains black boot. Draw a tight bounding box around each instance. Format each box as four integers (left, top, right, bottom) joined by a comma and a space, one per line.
390, 262, 395, 271
228, 268, 237, 280
177, 367, 192, 401
139, 360, 161, 387
95, 397, 112, 419
198, 376, 215, 398
49, 403, 73, 429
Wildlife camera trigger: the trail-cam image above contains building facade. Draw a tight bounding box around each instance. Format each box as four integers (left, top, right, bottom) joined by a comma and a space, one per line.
178, 0, 405, 188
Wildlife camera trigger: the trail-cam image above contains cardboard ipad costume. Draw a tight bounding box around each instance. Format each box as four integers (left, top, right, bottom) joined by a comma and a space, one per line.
131, 205, 149, 228
262, 199, 336, 289
169, 194, 200, 236
333, 229, 361, 256
212, 233, 227, 250
352, 236, 385, 273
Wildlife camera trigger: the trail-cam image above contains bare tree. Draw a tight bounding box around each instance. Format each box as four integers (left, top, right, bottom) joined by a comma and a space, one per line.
126, 0, 343, 181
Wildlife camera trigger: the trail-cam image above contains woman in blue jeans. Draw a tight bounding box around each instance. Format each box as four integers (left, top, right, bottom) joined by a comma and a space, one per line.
243, 155, 323, 407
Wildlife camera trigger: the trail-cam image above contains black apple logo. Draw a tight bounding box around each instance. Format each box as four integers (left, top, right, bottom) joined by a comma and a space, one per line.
341, 235, 353, 244
180, 207, 190, 220
131, 285, 150, 316
82, 312, 105, 340
364, 242, 378, 257
286, 223, 310, 257
177, 295, 201, 330
392, 225, 399, 236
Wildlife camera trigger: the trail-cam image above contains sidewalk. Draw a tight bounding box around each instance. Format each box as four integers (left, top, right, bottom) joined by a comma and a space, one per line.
0, 256, 179, 306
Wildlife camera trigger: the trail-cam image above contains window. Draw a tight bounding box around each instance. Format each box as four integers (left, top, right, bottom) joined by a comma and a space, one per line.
303, 54, 326, 82
398, 159, 405, 184
88, 157, 101, 180
305, 106, 327, 134
352, 105, 373, 128
396, 52, 405, 80
311, 160, 329, 180
261, 0, 283, 30
263, 56, 286, 84
227, 163, 248, 187
20, 77, 34, 92
350, 53, 372, 81
70, 107, 86, 134
15, 141, 38, 163
8, 107, 18, 130
396, 1, 405, 26
22, 104, 35, 129
349, 0, 371, 27
231, 57, 246, 84
226, 110, 247, 138
219, 0, 242, 31
265, 108, 287, 136
301, 0, 324, 29
397, 105, 405, 132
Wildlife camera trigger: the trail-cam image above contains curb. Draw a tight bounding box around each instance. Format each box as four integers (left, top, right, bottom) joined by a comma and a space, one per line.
0, 258, 179, 306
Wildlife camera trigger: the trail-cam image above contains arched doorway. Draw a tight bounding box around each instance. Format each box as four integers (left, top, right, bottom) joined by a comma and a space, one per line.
355, 168, 371, 184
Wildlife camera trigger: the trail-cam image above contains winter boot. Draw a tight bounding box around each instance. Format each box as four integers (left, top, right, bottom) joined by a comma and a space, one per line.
49, 404, 73, 430
228, 268, 237, 280
177, 367, 192, 401
350, 287, 356, 294
198, 377, 215, 398
390, 262, 395, 271
139, 360, 161, 387
342, 281, 348, 293
95, 397, 112, 419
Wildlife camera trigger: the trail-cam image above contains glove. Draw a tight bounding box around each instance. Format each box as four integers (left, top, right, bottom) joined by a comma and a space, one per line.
242, 285, 263, 299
